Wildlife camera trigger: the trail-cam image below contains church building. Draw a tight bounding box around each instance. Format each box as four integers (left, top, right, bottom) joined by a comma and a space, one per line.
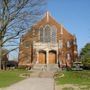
18, 12, 78, 68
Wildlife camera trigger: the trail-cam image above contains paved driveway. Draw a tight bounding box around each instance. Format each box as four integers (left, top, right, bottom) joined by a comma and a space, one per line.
4, 78, 54, 90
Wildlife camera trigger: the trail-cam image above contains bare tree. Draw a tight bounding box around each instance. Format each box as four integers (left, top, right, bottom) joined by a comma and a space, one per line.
0, 0, 46, 70
0, 48, 8, 70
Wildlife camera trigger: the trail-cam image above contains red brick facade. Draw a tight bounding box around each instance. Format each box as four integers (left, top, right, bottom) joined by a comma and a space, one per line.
18, 12, 78, 68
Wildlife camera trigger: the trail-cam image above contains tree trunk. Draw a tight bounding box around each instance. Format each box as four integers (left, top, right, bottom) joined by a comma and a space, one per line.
0, 41, 2, 70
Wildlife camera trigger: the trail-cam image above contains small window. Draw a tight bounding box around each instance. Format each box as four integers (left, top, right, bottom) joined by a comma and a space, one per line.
24, 54, 30, 63
67, 41, 70, 48
67, 53, 71, 60
24, 41, 30, 48
73, 40, 76, 45
70, 41, 73, 46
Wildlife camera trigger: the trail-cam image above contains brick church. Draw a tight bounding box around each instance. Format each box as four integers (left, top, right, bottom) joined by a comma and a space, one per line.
18, 12, 78, 68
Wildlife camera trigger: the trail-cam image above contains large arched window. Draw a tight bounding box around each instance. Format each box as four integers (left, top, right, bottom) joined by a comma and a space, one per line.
39, 25, 57, 43
44, 25, 51, 42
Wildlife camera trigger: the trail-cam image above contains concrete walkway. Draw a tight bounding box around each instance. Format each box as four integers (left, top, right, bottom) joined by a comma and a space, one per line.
3, 77, 54, 90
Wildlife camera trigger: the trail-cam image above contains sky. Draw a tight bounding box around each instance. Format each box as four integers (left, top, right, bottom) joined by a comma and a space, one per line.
9, 0, 90, 60
47, 0, 90, 52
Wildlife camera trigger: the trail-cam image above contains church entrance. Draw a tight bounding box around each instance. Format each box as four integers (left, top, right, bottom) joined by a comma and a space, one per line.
49, 50, 57, 64
38, 50, 46, 64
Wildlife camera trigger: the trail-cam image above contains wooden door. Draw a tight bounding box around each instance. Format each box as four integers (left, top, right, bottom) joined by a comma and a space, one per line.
39, 51, 46, 64
49, 51, 56, 64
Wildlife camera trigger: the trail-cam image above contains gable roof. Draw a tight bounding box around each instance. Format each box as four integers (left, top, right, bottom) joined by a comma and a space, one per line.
32, 11, 74, 39
23, 11, 74, 40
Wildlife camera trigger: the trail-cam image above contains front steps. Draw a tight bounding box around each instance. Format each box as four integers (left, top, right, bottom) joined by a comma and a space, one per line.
30, 71, 54, 78
31, 64, 59, 72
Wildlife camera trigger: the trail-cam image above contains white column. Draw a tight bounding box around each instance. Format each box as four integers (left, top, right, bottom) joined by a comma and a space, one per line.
46, 50, 49, 64
36, 51, 39, 64
57, 51, 58, 64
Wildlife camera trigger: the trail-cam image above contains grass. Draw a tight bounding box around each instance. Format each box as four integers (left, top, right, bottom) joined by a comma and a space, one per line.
0, 69, 29, 88
55, 70, 90, 85
62, 87, 74, 90
79, 85, 90, 90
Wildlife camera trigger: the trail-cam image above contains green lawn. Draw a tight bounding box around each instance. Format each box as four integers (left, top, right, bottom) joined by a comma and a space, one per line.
0, 69, 29, 88
55, 70, 90, 85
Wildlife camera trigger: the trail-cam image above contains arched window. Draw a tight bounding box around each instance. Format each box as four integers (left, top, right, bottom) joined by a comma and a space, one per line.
51, 26, 57, 43
39, 25, 57, 43
44, 25, 51, 42
39, 27, 43, 42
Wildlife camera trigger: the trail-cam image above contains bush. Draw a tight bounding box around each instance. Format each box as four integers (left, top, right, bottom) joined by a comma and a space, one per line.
18, 66, 27, 70
83, 64, 90, 70
80, 43, 90, 70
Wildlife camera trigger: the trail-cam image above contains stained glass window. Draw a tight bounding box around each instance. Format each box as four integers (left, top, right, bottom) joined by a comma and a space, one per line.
40, 28, 43, 42
44, 25, 51, 42
39, 25, 57, 43
52, 26, 57, 43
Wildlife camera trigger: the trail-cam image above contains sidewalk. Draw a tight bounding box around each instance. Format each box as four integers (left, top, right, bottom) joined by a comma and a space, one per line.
2, 78, 54, 90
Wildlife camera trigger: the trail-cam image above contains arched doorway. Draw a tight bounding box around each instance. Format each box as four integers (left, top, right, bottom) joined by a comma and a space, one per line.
49, 50, 57, 64
38, 50, 46, 64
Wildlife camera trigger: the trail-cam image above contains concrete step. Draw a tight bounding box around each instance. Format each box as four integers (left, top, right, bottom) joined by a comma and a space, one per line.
31, 64, 59, 72
47, 64, 59, 72
31, 64, 46, 71
30, 71, 54, 78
